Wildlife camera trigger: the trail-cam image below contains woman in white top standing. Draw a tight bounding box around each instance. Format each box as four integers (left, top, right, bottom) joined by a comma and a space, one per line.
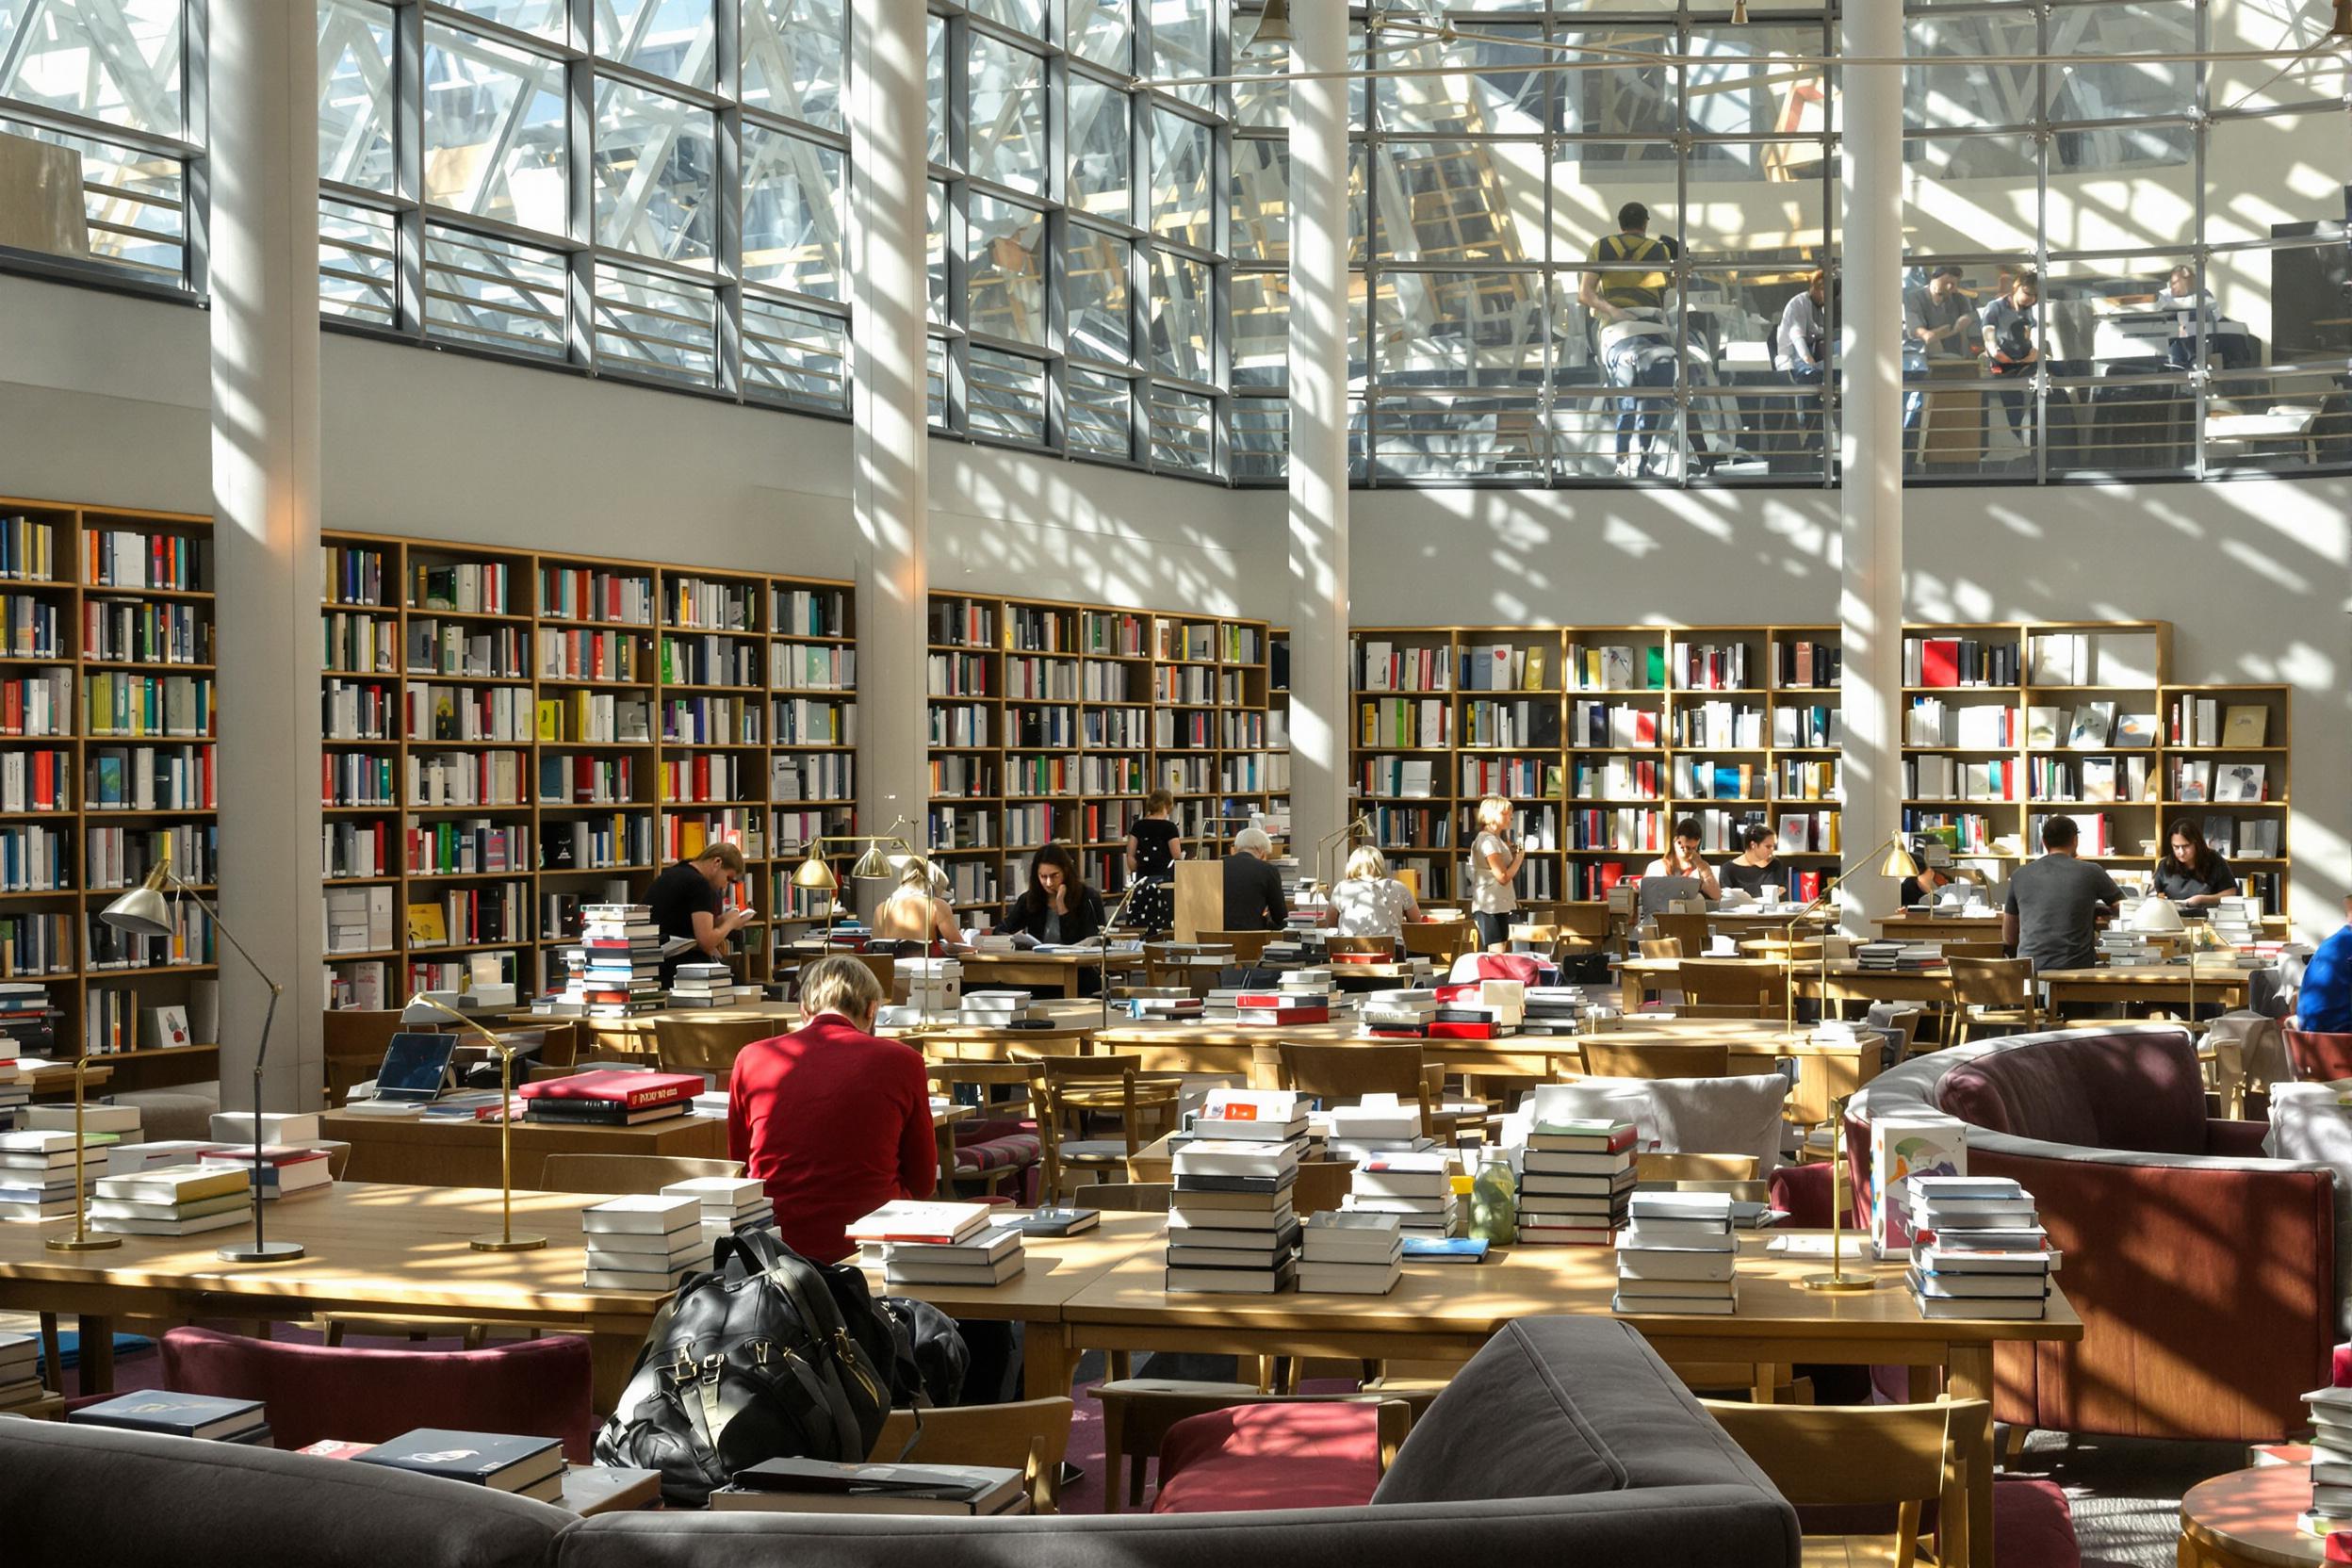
1469, 795, 1525, 952
1330, 846, 1427, 939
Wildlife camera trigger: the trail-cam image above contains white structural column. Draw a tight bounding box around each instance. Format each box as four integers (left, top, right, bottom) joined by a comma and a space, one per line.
210, 2, 324, 1108
1837, 8, 1904, 932
847, 5, 931, 855
1286, 0, 1352, 874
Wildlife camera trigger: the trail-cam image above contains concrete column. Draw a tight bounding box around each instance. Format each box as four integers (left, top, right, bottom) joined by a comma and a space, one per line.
1836, 6, 1904, 933
210, 0, 324, 1108
847, 3, 930, 856
1286, 0, 1351, 879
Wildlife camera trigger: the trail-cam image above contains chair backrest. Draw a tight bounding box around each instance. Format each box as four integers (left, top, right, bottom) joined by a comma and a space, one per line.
1400, 920, 1470, 964
1654, 911, 1712, 957
1326, 935, 1395, 959
1084, 1181, 1173, 1212
1197, 929, 1273, 963
1580, 1039, 1733, 1080
652, 1015, 776, 1075
1701, 1397, 1987, 1566
322, 1009, 408, 1108
2284, 1027, 2352, 1083
1636, 1152, 1760, 1184
1277, 1042, 1434, 1134
536, 1152, 746, 1194
1948, 956, 2032, 1008
160, 1325, 597, 1460
872, 1397, 1075, 1513
1639, 938, 1683, 960
852, 953, 896, 990
1675, 959, 1777, 1012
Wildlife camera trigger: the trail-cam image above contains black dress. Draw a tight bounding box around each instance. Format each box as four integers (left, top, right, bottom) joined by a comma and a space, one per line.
1128, 819, 1180, 932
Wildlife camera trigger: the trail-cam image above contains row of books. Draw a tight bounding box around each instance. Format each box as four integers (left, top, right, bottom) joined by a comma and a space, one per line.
86, 597, 210, 665
407, 620, 527, 679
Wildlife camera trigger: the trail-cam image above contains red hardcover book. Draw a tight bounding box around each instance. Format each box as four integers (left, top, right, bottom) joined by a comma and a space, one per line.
517, 1070, 701, 1107
1428, 1021, 1498, 1040
1236, 1005, 1331, 1025
1921, 639, 1960, 689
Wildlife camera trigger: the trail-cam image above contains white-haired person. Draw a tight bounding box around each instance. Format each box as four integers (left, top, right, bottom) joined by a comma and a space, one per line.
729, 956, 935, 1266
1469, 794, 1525, 952
1221, 825, 1289, 932
871, 857, 966, 956
1330, 845, 1429, 939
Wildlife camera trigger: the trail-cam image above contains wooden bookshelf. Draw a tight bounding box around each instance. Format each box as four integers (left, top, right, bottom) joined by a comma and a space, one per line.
320, 531, 857, 1008
1267, 627, 1291, 837
0, 497, 220, 1088
925, 596, 1277, 910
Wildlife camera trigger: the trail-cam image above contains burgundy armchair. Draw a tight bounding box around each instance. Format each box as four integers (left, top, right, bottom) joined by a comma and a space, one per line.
2286, 1028, 2352, 1084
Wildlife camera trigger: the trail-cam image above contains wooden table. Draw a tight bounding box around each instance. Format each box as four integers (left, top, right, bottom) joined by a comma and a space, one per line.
2179, 1463, 2326, 1567
322, 1109, 730, 1188
1621, 957, 1960, 1013
1873, 914, 2009, 945
21, 1060, 113, 1102
2037, 964, 2252, 1013
956, 951, 1147, 994
500, 1003, 799, 1060
1047, 1229, 2078, 1568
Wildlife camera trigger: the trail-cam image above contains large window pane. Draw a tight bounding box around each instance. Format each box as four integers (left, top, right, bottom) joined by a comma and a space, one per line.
743, 125, 843, 299
1685, 26, 1830, 139
1231, 269, 1286, 389
423, 24, 570, 234
968, 346, 1048, 444
320, 197, 398, 325
595, 78, 718, 265
601, 0, 718, 90
1151, 108, 1212, 250
0, 116, 185, 276
1148, 0, 1212, 109
1067, 227, 1134, 363
927, 180, 948, 325
1070, 80, 1131, 222
927, 14, 948, 168
1374, 22, 1546, 139
319, 0, 396, 192
969, 194, 1047, 347
1068, 368, 1134, 459
1150, 250, 1212, 383
743, 0, 845, 129
594, 262, 718, 385
1068, 0, 1131, 71
970, 0, 1046, 38
0, 0, 181, 136
424, 223, 567, 356
1231, 137, 1285, 264
744, 294, 848, 409
1149, 385, 1215, 471
445, 1, 566, 41
1378, 272, 1548, 390
1376, 141, 1529, 265
970, 33, 1046, 194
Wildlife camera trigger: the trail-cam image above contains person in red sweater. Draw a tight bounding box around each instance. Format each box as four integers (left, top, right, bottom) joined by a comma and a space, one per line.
727, 956, 935, 1264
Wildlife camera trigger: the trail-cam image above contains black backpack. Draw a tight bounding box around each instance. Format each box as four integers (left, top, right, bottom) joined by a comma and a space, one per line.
593, 1228, 899, 1506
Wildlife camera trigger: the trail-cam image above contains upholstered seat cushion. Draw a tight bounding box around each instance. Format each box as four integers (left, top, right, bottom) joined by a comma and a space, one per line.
1938, 1028, 2207, 1154
1371, 1317, 1631, 1505
950, 1133, 1040, 1175
1057, 1138, 1132, 1162
1989, 1476, 2080, 1568
1152, 1403, 1384, 1513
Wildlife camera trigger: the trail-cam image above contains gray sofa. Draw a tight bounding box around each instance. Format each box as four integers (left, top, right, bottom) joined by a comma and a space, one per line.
0, 1317, 1798, 1568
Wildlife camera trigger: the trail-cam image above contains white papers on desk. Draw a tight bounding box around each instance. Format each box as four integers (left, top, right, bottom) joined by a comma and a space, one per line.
1766, 1233, 1875, 1260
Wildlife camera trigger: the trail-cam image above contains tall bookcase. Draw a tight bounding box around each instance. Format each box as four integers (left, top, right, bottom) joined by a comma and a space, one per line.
1267, 628, 1292, 839
320, 531, 857, 1008
925, 596, 1277, 917
0, 497, 220, 1087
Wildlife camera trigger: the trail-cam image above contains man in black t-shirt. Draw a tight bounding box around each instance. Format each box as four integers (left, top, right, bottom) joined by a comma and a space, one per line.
648, 842, 753, 983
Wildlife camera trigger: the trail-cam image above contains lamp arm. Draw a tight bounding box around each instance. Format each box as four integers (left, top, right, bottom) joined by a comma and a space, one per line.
161, 874, 285, 1005
410, 991, 517, 1058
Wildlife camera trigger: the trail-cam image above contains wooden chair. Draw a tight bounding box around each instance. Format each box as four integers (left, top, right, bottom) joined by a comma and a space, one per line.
1636, 1152, 1760, 1184
1701, 1397, 1989, 1568
1326, 935, 1395, 961
1088, 1388, 1421, 1513
1638, 937, 1683, 960
1653, 911, 1712, 958
1196, 928, 1274, 964
871, 1397, 1074, 1514
536, 1153, 746, 1194
923, 1059, 1040, 1198
1400, 918, 1470, 967
1578, 1039, 1732, 1080
1675, 959, 1779, 1019
1021, 1053, 1184, 1204
651, 1015, 776, 1076
1276, 1042, 1433, 1136
1947, 956, 2037, 1046
323, 1008, 407, 1109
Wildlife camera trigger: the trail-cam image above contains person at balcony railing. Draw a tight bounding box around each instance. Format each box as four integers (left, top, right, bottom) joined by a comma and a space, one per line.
1901, 266, 1980, 455
2153, 264, 2251, 372
1980, 270, 2042, 447
1579, 202, 1717, 480
1776, 270, 1831, 454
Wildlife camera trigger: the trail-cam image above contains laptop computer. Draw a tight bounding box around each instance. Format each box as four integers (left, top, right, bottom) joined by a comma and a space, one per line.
373, 1033, 459, 1103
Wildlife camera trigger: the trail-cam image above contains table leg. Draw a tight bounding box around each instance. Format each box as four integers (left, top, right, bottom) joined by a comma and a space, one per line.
1947, 1344, 1997, 1568
1023, 1324, 1075, 1402
78, 1313, 115, 1396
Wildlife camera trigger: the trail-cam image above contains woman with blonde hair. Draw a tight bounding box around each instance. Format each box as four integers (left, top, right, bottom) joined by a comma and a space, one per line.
1331, 844, 1427, 939
1468, 795, 1525, 952
871, 857, 965, 955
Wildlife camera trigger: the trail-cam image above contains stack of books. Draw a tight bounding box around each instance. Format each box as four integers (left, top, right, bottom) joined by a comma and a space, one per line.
669, 960, 743, 1006
195, 1143, 334, 1203
898, 957, 963, 1016
565, 903, 665, 1017
73, 1390, 271, 1446
1854, 942, 1947, 973
0, 1331, 43, 1411
1342, 1149, 1459, 1237
1297, 1210, 1404, 1295
662, 1175, 774, 1245
517, 1068, 699, 1127
1428, 998, 1511, 1040
1357, 988, 1440, 1038
1201, 986, 1246, 1019
210, 1110, 324, 1145
0, 1037, 24, 1125
0, 1128, 81, 1223
1903, 1176, 2055, 1320
20, 1101, 141, 1139
849, 1200, 1022, 1286
2302, 1388, 2352, 1535
1519, 987, 1592, 1037
1168, 1095, 1304, 1292
106, 1139, 218, 1176
1258, 939, 1307, 967
1517, 1118, 1638, 1245
581, 1193, 703, 1290
960, 990, 1044, 1029
970, 933, 1018, 955
355, 1428, 566, 1502
2096, 928, 2161, 965
711, 1456, 1026, 1515
1612, 1191, 1739, 1315
1323, 1093, 1433, 1164
1233, 984, 1330, 1026
90, 1163, 252, 1235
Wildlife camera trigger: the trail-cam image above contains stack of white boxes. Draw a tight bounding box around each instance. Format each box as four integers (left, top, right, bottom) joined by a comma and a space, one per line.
1612, 1191, 1739, 1315
897, 957, 963, 1018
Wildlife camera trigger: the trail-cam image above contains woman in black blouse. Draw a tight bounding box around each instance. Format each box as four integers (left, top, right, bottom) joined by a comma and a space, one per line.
999, 843, 1106, 944
2151, 817, 2238, 908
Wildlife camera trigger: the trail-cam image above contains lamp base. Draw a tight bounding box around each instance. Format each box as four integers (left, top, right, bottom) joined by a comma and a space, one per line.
218, 1239, 306, 1264
44, 1233, 121, 1253
471, 1232, 547, 1253
1800, 1271, 1879, 1293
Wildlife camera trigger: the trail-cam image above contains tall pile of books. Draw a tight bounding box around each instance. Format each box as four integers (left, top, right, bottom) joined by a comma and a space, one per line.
1166, 1089, 1304, 1293
0, 1128, 81, 1223
2096, 926, 2161, 966
1298, 1210, 1403, 1295
196, 1143, 333, 1203
565, 904, 664, 1017
1429, 979, 1524, 1040
664, 1175, 774, 1246
90, 1163, 251, 1236
1521, 987, 1594, 1037
1903, 1176, 2055, 1320
1612, 1190, 1739, 1315
0, 982, 58, 1058
0, 1331, 42, 1412
671, 960, 754, 1006
1323, 1093, 1434, 1165
1342, 1149, 1458, 1238
1517, 1116, 1637, 1245
0, 1036, 24, 1126
2302, 1387, 2352, 1535
1357, 988, 1439, 1038
517, 1068, 698, 1128
73, 1390, 271, 1446
849, 1200, 1024, 1286
960, 989, 1044, 1029
1234, 975, 1331, 1025
581, 1193, 702, 1290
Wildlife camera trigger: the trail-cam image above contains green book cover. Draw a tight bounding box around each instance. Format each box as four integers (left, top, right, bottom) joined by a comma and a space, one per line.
1644, 645, 1665, 690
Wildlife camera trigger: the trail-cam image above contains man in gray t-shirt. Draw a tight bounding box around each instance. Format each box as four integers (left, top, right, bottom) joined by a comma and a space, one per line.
2002, 817, 2124, 974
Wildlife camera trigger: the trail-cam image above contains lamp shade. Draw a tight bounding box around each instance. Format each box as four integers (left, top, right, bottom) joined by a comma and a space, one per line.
400, 995, 452, 1026
849, 839, 891, 880
1876, 841, 1923, 880
792, 850, 840, 891
97, 874, 172, 939
2132, 896, 2186, 934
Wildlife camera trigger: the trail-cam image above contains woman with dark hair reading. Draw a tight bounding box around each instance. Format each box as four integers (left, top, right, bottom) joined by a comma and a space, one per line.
998, 842, 1106, 945
2151, 817, 2238, 908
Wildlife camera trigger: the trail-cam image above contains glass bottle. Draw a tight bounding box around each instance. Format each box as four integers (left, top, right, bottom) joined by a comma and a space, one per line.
1468, 1148, 1518, 1245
